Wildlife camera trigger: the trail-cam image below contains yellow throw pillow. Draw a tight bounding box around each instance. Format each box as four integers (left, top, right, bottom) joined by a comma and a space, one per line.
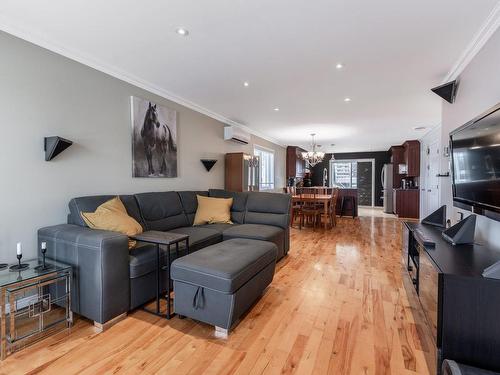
193, 195, 233, 225
80, 197, 143, 249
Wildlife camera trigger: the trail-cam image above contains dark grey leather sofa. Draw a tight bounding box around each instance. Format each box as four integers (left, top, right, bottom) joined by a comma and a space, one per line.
37, 189, 290, 326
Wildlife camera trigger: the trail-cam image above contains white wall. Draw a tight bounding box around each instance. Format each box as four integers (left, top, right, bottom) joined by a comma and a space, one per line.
0, 32, 286, 261
439, 28, 500, 246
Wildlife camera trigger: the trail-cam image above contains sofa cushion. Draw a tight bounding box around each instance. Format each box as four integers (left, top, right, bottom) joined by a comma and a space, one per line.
223, 224, 284, 256
169, 226, 222, 252
196, 223, 236, 233
135, 192, 188, 231
178, 191, 208, 225
69, 195, 143, 228
171, 238, 277, 294
244, 192, 291, 229
208, 189, 248, 224
80, 197, 143, 249
129, 243, 174, 279
193, 195, 233, 225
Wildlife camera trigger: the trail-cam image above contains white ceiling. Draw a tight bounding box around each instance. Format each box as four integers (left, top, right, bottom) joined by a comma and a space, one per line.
1, 0, 499, 152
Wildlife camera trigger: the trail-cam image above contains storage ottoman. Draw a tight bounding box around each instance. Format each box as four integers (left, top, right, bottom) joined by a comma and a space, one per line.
171, 238, 277, 334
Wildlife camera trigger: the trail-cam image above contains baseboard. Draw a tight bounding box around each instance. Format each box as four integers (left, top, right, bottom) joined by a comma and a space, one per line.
93, 312, 127, 333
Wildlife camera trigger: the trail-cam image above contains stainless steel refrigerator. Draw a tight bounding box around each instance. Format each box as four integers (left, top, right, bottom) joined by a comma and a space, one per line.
381, 163, 393, 213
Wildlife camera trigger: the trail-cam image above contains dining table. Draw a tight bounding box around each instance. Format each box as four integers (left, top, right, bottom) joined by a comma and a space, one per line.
291, 193, 332, 229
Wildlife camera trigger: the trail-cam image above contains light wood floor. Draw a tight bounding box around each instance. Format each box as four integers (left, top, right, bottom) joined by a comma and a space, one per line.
0, 216, 434, 375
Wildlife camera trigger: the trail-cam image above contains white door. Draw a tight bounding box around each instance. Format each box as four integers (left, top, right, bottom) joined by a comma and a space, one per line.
425, 140, 440, 216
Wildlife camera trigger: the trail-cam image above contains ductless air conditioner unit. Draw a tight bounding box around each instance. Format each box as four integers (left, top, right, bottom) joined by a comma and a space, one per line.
224, 126, 250, 145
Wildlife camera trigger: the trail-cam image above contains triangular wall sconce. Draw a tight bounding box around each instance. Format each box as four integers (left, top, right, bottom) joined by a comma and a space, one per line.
44, 136, 73, 161
200, 159, 217, 172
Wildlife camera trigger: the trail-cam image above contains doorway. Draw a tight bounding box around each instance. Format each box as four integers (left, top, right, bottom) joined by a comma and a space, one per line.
330, 159, 375, 207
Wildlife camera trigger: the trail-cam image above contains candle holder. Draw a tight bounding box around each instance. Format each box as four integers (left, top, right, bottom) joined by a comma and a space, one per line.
34, 247, 53, 272
9, 254, 29, 272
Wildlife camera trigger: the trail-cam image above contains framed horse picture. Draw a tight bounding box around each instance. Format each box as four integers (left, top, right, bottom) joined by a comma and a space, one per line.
130, 96, 178, 177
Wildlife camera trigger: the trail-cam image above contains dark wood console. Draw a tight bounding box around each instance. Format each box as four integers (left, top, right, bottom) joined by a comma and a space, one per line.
402, 221, 500, 374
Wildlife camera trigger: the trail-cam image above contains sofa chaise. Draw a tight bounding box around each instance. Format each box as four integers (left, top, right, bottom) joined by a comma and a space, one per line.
38, 189, 291, 327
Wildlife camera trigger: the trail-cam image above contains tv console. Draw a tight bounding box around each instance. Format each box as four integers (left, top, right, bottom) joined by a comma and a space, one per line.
402, 221, 500, 374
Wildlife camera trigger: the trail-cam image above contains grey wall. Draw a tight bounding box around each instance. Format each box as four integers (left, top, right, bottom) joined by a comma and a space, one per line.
0, 31, 285, 261
439, 28, 500, 246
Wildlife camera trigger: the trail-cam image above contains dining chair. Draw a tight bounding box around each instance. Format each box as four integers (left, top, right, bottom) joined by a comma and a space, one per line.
329, 188, 340, 227
286, 186, 300, 227
299, 190, 321, 230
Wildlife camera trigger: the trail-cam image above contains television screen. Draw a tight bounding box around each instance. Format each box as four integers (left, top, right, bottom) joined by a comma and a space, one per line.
450, 105, 500, 213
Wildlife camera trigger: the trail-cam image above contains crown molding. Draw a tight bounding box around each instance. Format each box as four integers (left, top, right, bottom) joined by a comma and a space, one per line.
0, 20, 285, 147
442, 2, 500, 83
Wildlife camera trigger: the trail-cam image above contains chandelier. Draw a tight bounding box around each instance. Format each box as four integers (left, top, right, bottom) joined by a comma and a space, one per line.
301, 133, 325, 167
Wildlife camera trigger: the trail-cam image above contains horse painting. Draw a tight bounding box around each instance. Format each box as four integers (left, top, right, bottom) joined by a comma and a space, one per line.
131, 97, 177, 177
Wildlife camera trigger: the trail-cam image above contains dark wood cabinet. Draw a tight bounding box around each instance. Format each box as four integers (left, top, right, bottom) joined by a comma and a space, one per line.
225, 153, 259, 192
402, 222, 500, 374
390, 141, 420, 183
394, 189, 419, 218
404, 140, 420, 177
286, 146, 307, 178
390, 146, 405, 188
418, 247, 439, 341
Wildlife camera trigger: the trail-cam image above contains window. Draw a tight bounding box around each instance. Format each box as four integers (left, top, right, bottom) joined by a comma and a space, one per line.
254, 146, 275, 190
331, 161, 358, 188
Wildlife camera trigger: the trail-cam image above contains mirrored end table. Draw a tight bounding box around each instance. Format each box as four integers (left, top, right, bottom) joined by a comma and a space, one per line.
0, 258, 72, 360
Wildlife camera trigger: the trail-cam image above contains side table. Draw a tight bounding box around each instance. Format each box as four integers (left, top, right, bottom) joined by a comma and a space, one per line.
0, 258, 73, 360
130, 231, 189, 319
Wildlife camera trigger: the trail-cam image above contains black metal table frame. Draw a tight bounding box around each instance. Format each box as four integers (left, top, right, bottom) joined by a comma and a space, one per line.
133, 237, 189, 319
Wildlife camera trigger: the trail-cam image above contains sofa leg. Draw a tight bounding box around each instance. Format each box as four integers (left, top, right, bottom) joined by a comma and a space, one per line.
214, 326, 229, 339
93, 312, 127, 333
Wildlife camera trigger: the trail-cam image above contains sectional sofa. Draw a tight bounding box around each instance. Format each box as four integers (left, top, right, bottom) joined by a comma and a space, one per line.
38, 189, 291, 326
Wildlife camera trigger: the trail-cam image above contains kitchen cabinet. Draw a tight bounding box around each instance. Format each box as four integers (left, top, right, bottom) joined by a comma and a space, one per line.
286, 146, 307, 178
390, 146, 405, 188
394, 189, 419, 219
404, 140, 420, 177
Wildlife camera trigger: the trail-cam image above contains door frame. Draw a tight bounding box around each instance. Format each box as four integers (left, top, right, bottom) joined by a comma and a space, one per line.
329, 158, 376, 207
419, 125, 442, 219
426, 138, 441, 216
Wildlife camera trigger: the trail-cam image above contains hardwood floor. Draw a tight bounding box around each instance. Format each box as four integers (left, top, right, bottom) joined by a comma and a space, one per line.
0, 216, 434, 375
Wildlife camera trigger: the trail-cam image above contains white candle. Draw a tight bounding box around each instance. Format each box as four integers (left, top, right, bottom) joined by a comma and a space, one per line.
16, 242, 22, 256
41, 242, 47, 250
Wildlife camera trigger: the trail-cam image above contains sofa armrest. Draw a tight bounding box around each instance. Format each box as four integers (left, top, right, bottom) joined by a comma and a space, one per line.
38, 224, 130, 324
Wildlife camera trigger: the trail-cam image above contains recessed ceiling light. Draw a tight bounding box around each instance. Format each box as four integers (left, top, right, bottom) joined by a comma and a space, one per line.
413, 126, 427, 131
335, 63, 344, 69
273, 107, 280, 111
344, 97, 351, 102
243, 81, 249, 87
176, 27, 189, 36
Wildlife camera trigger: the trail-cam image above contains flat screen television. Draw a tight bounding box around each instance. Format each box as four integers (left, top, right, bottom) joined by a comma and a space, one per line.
450, 103, 500, 220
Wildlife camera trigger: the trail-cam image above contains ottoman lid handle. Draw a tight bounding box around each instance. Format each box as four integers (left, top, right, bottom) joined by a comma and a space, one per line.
193, 287, 205, 310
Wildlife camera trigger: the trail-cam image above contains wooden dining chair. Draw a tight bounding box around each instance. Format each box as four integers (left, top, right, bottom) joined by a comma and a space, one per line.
299, 190, 321, 230
315, 187, 331, 209
286, 186, 300, 227
329, 188, 340, 227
